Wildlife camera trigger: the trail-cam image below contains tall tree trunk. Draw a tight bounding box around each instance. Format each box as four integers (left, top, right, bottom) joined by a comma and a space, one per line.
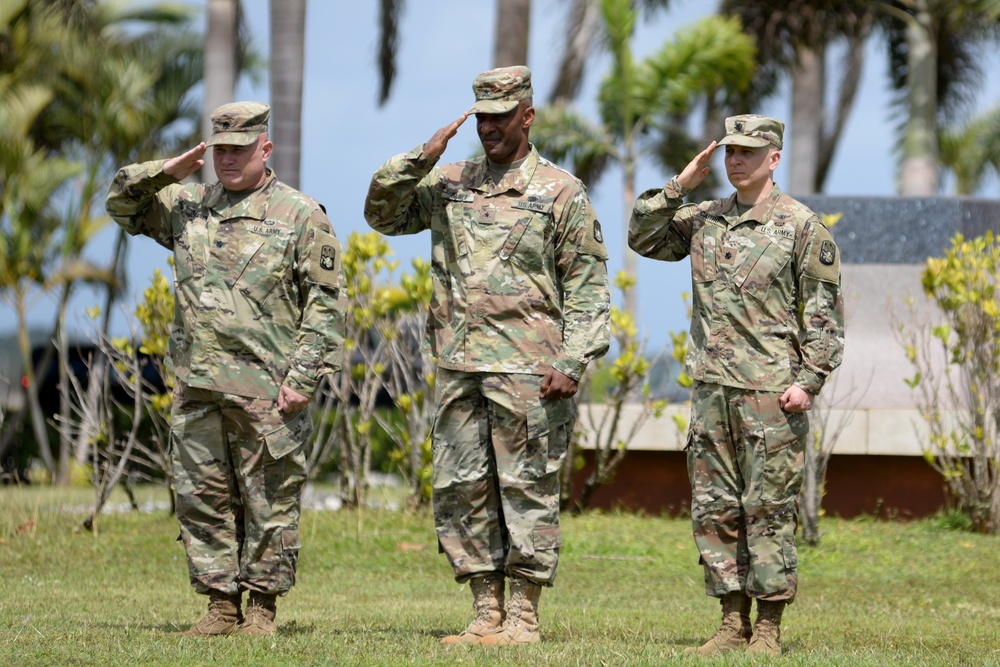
15, 290, 54, 479
789, 46, 824, 196
549, 0, 600, 104
202, 0, 240, 183
899, 0, 938, 195
815, 33, 865, 192
493, 0, 532, 67
270, 0, 306, 189
621, 132, 637, 316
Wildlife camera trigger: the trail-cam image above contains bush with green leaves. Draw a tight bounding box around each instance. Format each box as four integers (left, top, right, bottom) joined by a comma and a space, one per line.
900, 230, 999, 534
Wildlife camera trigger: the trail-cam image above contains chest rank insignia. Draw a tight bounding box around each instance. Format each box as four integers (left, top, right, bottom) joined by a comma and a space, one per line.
819, 240, 836, 266
593, 220, 604, 244
320, 245, 336, 271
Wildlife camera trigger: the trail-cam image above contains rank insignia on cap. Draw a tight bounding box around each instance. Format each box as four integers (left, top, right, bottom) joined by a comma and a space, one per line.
735, 121, 744, 132
320, 245, 336, 270
593, 221, 604, 244
819, 240, 836, 266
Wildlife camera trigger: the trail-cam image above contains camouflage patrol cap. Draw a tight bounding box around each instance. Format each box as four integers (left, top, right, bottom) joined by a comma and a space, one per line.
206, 101, 270, 147
717, 114, 784, 150
468, 66, 533, 115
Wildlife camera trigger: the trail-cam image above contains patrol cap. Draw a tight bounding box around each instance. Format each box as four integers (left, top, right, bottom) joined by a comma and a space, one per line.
468, 66, 533, 115
206, 101, 270, 147
717, 114, 784, 150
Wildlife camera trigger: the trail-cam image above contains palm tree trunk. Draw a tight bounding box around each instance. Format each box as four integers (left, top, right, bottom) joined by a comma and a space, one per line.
270, 0, 306, 189
816, 32, 865, 192
202, 0, 240, 183
15, 289, 54, 479
549, 0, 599, 103
789, 46, 824, 196
622, 132, 637, 316
899, 0, 938, 195
493, 0, 532, 67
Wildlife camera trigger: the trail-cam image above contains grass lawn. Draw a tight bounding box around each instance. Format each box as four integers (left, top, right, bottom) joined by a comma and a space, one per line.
1, 485, 998, 666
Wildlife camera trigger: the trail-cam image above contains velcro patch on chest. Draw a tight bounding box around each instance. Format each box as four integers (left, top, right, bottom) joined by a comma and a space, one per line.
309, 230, 342, 289
513, 200, 551, 214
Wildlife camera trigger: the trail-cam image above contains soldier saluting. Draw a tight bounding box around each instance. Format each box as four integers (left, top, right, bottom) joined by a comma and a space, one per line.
106, 102, 346, 637
629, 115, 845, 656
364, 66, 611, 645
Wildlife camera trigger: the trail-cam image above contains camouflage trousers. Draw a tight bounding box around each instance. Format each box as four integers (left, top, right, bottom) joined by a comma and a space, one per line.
170, 383, 311, 597
687, 381, 808, 602
432, 368, 575, 586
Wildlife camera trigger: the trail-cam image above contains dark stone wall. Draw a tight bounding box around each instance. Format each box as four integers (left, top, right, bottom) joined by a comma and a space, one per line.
796, 196, 1000, 264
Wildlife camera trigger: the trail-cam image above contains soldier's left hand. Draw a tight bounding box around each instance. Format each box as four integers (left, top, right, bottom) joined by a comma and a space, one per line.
779, 385, 813, 413
540, 366, 579, 400
278, 385, 309, 413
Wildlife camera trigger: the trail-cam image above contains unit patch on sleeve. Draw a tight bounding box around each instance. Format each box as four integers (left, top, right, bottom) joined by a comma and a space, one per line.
578, 219, 608, 260
309, 230, 342, 289
819, 240, 836, 266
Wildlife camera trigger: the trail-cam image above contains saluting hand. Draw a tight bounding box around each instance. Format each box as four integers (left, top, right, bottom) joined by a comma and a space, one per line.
163, 143, 208, 181
423, 113, 469, 159
675, 141, 717, 191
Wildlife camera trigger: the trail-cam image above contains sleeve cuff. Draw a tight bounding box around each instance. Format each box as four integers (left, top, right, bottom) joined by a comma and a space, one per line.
282, 368, 318, 399
793, 369, 825, 396
664, 176, 691, 199
552, 357, 587, 383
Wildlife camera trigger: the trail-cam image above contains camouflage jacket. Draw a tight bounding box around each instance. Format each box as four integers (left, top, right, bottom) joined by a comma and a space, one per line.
364, 144, 611, 381
629, 179, 844, 395
106, 161, 346, 400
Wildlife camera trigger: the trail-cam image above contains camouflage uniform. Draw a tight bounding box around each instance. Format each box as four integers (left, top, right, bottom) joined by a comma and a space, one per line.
629, 116, 844, 603
364, 70, 610, 586
106, 102, 345, 598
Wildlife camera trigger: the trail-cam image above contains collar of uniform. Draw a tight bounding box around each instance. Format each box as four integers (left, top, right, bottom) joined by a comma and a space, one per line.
467, 144, 539, 196
204, 168, 276, 220
722, 183, 783, 228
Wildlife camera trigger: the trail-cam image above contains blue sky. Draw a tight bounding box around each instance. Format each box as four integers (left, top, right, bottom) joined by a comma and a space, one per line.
4, 0, 999, 352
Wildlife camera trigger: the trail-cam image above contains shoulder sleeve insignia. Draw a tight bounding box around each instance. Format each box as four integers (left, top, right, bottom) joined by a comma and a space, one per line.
819, 240, 836, 266
578, 218, 608, 260
309, 230, 342, 289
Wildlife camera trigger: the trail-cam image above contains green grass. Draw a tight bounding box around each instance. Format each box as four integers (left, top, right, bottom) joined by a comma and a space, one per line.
1, 485, 998, 666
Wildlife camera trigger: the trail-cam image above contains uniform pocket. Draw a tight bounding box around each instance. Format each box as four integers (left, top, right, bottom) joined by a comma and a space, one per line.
691, 225, 718, 283
263, 410, 312, 459
531, 524, 562, 551
762, 410, 808, 454
737, 241, 790, 300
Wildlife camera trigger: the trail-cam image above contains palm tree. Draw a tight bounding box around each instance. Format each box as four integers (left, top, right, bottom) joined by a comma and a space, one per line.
877, 0, 1000, 195
548, 0, 675, 104
532, 1, 756, 315
0, 0, 205, 482
939, 104, 1000, 195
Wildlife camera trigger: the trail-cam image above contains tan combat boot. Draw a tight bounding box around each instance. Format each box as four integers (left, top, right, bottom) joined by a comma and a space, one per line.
478, 576, 541, 645
747, 599, 785, 655
440, 574, 506, 645
178, 590, 242, 637
683, 592, 752, 656
236, 591, 278, 636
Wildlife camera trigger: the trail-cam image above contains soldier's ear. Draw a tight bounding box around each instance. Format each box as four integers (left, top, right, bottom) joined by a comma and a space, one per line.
261, 139, 274, 161
769, 148, 781, 172
522, 104, 535, 130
